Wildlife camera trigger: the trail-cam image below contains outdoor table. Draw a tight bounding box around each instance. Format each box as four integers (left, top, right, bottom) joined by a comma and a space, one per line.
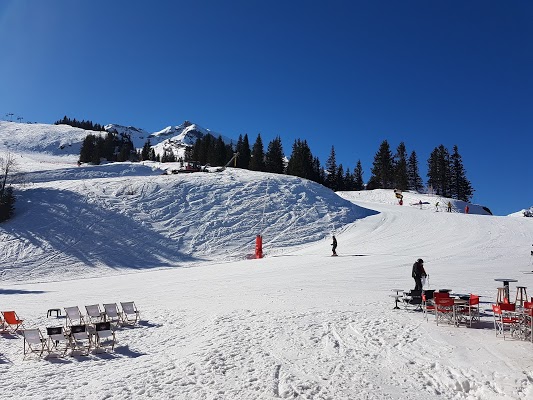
451, 293, 471, 300
494, 278, 518, 302
47, 308, 61, 318
390, 289, 404, 309
453, 299, 468, 326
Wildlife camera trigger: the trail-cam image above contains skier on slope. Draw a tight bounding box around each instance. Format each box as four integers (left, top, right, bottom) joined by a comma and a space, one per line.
331, 235, 337, 256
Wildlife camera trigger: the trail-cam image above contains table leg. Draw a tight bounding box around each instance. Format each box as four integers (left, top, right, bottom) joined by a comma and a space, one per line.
504, 283, 510, 301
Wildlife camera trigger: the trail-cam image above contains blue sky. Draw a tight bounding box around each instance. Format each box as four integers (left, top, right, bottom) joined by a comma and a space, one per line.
1, 0, 531, 215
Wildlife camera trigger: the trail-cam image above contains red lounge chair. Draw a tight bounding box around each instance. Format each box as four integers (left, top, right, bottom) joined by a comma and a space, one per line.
1, 311, 24, 334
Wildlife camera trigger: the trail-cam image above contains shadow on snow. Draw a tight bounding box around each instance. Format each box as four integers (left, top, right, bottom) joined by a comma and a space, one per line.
4, 187, 198, 273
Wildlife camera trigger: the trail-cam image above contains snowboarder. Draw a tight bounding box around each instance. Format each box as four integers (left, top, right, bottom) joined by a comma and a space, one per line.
412, 258, 427, 291
447, 201, 452, 212
435, 201, 440, 211
331, 235, 337, 256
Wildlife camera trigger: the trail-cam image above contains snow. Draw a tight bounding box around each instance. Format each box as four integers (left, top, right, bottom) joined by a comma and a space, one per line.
509, 206, 533, 218
1, 122, 533, 399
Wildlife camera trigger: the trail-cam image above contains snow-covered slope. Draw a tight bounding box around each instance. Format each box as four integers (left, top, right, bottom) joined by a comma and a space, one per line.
0, 120, 234, 162
509, 206, 533, 218
0, 121, 94, 156
1, 167, 369, 282
2, 124, 533, 399
339, 188, 493, 215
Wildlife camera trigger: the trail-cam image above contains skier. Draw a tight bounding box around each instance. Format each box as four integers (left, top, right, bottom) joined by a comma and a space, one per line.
447, 201, 452, 212
412, 258, 427, 291
465, 205, 469, 214
435, 201, 440, 211
331, 235, 337, 256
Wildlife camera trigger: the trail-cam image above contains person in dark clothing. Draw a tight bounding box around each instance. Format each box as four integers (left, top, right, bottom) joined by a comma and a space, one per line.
331, 235, 337, 256
412, 258, 427, 291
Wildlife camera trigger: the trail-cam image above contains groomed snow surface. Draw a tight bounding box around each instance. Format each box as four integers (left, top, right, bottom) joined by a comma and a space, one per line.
1, 145, 533, 399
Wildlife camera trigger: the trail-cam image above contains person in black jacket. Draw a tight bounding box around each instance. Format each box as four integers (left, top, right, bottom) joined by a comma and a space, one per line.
331, 235, 337, 256
412, 258, 427, 290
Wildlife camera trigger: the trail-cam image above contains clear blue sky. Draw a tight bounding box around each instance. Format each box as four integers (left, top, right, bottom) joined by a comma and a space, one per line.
1, 0, 531, 215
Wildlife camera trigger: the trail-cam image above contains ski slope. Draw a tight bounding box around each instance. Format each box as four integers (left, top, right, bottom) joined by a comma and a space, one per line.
1, 123, 533, 399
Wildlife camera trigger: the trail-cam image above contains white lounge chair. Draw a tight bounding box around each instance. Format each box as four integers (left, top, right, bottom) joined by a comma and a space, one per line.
68, 324, 92, 355
103, 303, 122, 325
22, 329, 48, 359
46, 326, 69, 357
64, 306, 85, 327
85, 304, 104, 323
94, 321, 116, 351
120, 302, 140, 325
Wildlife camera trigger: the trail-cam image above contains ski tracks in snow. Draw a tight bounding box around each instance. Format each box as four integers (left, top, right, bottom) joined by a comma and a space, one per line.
126, 308, 483, 400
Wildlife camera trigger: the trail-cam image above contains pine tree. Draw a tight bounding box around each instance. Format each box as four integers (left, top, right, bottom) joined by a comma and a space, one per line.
325, 146, 337, 190
286, 139, 314, 180
353, 160, 364, 191
368, 140, 394, 189
236, 134, 251, 169
79, 135, 96, 163
450, 145, 474, 202
311, 156, 324, 184
394, 142, 408, 191
427, 145, 451, 197
184, 144, 193, 162
407, 151, 423, 192
102, 132, 117, 161
343, 167, 355, 191
249, 133, 266, 171
265, 136, 285, 174
0, 186, 15, 222
335, 164, 345, 191
214, 136, 227, 166
141, 139, 152, 161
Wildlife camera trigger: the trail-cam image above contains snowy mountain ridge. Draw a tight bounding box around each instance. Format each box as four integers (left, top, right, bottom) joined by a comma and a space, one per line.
105, 120, 234, 151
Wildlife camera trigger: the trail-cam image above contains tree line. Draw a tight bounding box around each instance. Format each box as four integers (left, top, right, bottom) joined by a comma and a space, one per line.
79, 132, 136, 164
55, 116, 105, 132
365, 140, 473, 201
181, 133, 473, 201
79, 129, 474, 202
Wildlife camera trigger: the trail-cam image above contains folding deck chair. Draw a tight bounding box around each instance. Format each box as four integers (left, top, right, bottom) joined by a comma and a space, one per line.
85, 304, 104, 324
22, 329, 48, 360
94, 321, 116, 351
402, 290, 422, 311
120, 302, 140, 325
68, 324, 92, 355
64, 306, 85, 327
2, 311, 25, 333
103, 303, 122, 325
46, 327, 69, 357
435, 297, 455, 326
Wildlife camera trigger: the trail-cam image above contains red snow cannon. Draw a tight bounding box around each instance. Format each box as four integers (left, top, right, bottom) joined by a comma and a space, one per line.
255, 235, 263, 259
